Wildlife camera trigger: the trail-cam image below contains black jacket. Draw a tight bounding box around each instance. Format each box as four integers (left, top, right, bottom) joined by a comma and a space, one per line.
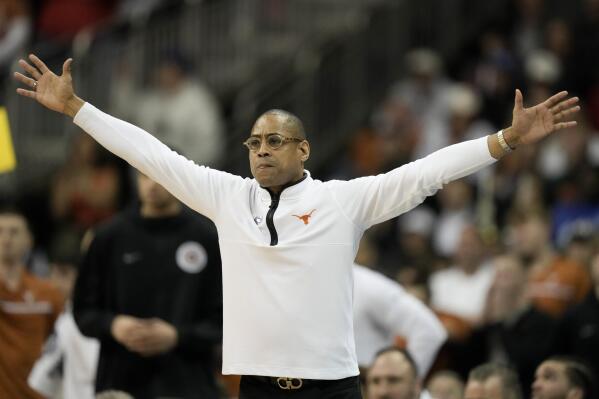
468, 307, 558, 396
557, 292, 599, 380
73, 205, 223, 399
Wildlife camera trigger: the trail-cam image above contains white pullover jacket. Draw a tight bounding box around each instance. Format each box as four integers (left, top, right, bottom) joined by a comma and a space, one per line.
74, 103, 496, 379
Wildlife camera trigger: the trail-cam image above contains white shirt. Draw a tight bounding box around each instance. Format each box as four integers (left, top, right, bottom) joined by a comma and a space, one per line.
353, 264, 447, 375
135, 82, 225, 166
74, 103, 495, 379
429, 262, 495, 320
433, 208, 473, 257
28, 308, 100, 399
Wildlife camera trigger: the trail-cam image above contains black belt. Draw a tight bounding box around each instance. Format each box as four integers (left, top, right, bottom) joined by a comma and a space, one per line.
249, 375, 354, 390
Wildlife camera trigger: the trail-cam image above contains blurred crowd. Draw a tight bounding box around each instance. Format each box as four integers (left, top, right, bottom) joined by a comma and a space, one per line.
1, 0, 599, 398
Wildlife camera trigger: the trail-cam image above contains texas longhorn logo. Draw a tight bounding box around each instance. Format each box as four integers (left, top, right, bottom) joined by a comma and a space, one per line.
292, 209, 316, 225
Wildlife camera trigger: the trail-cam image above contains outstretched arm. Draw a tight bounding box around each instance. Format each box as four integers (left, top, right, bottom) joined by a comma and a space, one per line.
330, 89, 580, 228
487, 89, 579, 159
14, 54, 244, 221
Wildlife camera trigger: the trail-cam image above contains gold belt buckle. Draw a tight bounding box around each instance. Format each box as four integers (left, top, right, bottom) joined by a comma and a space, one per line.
276, 377, 303, 390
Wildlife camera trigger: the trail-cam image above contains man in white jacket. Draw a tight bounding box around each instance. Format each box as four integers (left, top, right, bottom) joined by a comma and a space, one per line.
15, 54, 579, 399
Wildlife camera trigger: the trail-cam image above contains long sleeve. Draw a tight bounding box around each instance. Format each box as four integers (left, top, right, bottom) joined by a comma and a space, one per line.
72, 231, 116, 341
329, 136, 496, 229
369, 276, 446, 376
354, 265, 447, 376
386, 288, 447, 376
73, 103, 244, 221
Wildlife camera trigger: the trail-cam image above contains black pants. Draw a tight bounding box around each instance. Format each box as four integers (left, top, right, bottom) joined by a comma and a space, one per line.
239, 375, 362, 399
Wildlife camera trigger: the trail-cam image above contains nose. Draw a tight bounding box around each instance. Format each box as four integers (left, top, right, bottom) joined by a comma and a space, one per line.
256, 139, 271, 157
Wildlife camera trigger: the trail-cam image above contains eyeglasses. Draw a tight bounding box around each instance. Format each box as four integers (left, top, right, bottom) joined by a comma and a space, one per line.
243, 134, 303, 151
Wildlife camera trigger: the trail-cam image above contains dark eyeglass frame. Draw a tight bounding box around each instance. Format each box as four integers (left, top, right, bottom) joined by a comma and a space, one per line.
243, 133, 303, 151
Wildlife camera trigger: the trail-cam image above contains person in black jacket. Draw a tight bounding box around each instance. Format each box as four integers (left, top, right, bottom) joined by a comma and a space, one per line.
557, 251, 599, 382
73, 172, 223, 398
467, 255, 558, 397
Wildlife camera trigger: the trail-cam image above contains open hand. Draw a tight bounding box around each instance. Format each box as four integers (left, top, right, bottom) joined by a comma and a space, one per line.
14, 54, 84, 117
510, 89, 580, 146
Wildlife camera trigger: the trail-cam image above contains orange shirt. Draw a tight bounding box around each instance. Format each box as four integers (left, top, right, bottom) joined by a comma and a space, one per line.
0, 271, 64, 399
528, 257, 591, 317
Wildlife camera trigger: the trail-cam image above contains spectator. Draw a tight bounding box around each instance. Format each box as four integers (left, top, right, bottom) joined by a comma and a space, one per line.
394, 206, 439, 296
0, 0, 31, 99
532, 356, 596, 399
396, 207, 436, 267
353, 262, 447, 375
464, 363, 522, 399
366, 347, 421, 399
445, 84, 495, 145
50, 131, 121, 253
429, 224, 496, 376
112, 51, 225, 166
557, 251, 599, 382
426, 370, 464, 399
370, 99, 422, 172
28, 252, 100, 399
430, 224, 495, 332
561, 222, 597, 270
524, 50, 562, 105
73, 172, 223, 398
544, 18, 577, 92
472, 31, 518, 128
0, 208, 64, 399
511, 0, 546, 58
388, 48, 453, 160
470, 255, 558, 396
432, 180, 475, 258
508, 210, 591, 317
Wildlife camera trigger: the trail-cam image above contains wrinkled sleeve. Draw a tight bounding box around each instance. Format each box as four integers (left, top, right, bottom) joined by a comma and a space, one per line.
329, 137, 495, 229
74, 103, 245, 221
366, 276, 447, 376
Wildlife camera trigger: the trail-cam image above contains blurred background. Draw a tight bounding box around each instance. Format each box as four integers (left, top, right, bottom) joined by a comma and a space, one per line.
1, 0, 599, 256
0, 0, 598, 398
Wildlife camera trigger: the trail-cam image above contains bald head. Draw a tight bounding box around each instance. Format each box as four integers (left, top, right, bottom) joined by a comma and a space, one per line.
367, 348, 420, 399
256, 109, 306, 140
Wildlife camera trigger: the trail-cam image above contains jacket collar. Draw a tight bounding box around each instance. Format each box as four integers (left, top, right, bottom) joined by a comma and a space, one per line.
258, 170, 312, 201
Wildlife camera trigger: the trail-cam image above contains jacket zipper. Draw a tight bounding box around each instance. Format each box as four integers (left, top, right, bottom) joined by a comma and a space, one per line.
263, 173, 307, 246
266, 192, 280, 246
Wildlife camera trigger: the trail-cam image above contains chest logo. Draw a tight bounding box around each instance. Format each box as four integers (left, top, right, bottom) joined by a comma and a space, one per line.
292, 209, 316, 225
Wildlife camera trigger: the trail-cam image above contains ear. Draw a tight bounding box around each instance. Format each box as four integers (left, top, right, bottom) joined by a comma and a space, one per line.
298, 140, 310, 162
